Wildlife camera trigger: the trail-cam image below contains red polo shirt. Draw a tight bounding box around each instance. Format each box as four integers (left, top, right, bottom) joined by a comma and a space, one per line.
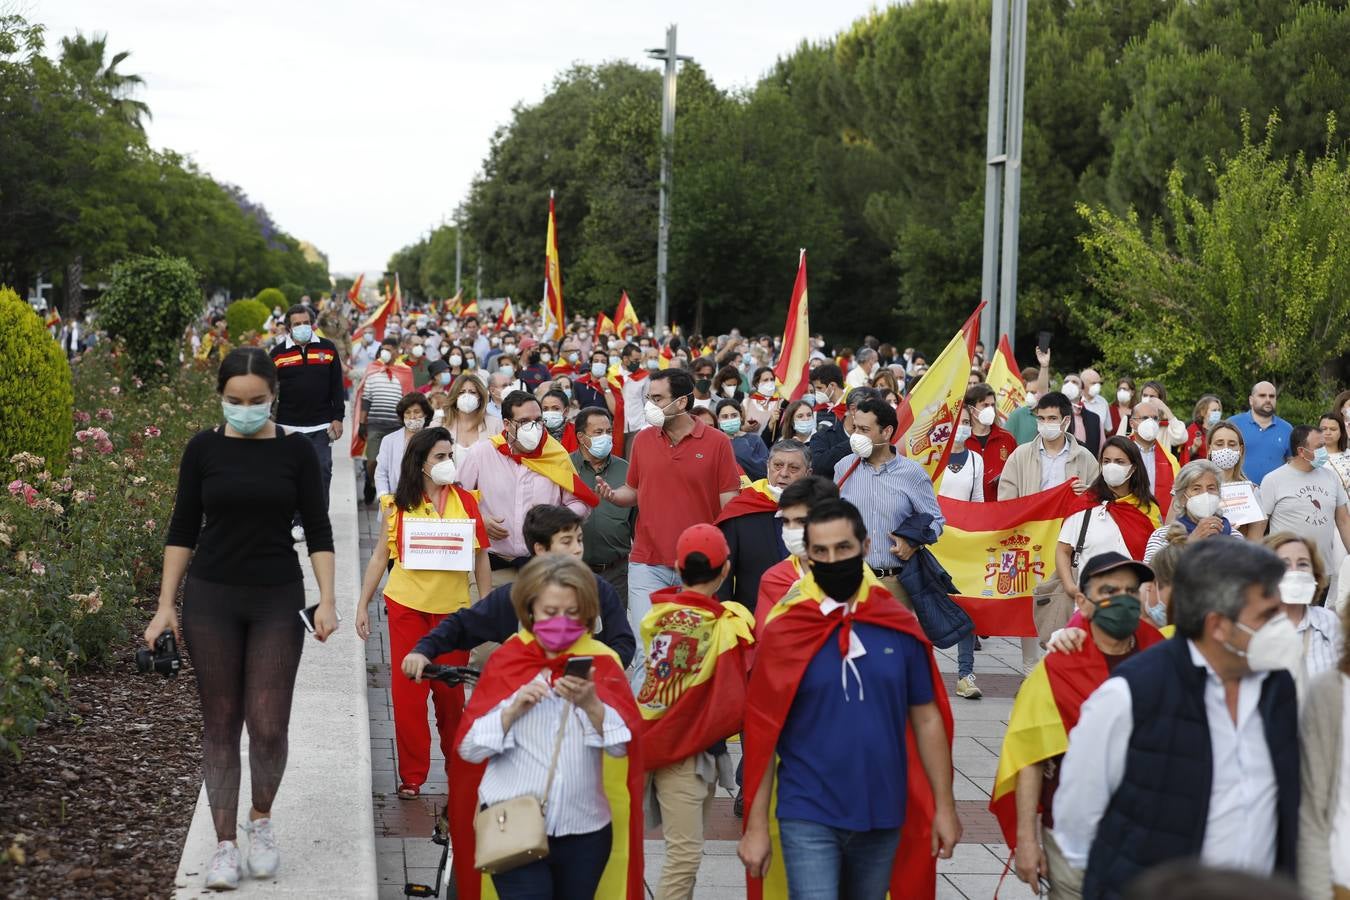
971, 424, 1018, 500
627, 418, 741, 566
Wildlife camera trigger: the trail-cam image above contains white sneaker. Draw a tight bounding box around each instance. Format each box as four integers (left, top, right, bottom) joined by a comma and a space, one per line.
242, 817, 280, 879
290, 525, 306, 543
204, 840, 241, 890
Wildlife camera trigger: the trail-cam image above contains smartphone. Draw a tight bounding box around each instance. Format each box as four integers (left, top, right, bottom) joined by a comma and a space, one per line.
563, 656, 593, 679
299, 603, 342, 634
1037, 331, 1052, 353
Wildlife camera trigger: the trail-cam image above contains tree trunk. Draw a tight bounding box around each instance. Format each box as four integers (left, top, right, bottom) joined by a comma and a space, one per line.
65, 257, 84, 320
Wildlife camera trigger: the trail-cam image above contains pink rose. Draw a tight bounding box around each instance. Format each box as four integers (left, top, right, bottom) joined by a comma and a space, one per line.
73, 411, 91, 424
7, 479, 21, 496
143, 426, 161, 438
96, 408, 113, 422
109, 386, 121, 395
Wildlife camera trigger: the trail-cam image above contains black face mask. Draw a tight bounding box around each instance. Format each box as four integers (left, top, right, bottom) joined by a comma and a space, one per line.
624, 359, 640, 373
811, 554, 865, 602
695, 378, 712, 394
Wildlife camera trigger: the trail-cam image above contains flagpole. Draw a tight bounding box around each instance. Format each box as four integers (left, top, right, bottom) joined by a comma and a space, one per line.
648, 25, 692, 336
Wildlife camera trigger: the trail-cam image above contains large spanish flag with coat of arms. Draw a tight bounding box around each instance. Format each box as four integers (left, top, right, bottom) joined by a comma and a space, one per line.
931, 482, 1095, 637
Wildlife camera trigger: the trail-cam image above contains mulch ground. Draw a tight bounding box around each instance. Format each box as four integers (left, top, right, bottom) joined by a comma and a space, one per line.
0, 633, 203, 899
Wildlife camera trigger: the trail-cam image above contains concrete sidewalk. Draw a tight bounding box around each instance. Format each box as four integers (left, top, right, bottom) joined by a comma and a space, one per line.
174, 446, 376, 898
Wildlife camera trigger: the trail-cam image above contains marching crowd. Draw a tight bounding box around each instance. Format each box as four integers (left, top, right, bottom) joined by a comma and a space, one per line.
146, 295, 1350, 900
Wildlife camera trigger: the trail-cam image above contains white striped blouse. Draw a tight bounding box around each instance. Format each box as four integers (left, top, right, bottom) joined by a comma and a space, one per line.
459, 670, 631, 837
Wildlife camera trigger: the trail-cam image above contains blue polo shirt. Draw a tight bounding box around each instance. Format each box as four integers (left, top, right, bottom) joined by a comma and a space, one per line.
774, 621, 935, 831
1229, 411, 1292, 485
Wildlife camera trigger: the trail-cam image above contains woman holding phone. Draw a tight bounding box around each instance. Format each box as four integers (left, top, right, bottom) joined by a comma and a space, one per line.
441, 554, 645, 900
356, 426, 492, 799
148, 347, 337, 891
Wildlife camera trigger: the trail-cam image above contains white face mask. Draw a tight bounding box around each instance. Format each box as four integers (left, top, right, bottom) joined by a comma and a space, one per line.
542, 410, 565, 430
515, 421, 544, 452
1279, 570, 1317, 606
404, 417, 425, 433
976, 405, 997, 427
1101, 462, 1132, 487
1209, 447, 1240, 471
411, 345, 425, 358
379, 349, 393, 364
455, 392, 481, 414
1062, 382, 1081, 402
1024, 392, 1039, 408
1227, 613, 1301, 673
1088, 383, 1102, 398
781, 525, 806, 558
1184, 492, 1222, 520
1135, 419, 1160, 443
426, 459, 457, 485
644, 399, 670, 427
591, 362, 607, 378
758, 381, 775, 395
722, 385, 737, 397
1116, 388, 1133, 405
1037, 420, 1063, 442
448, 354, 463, 367
849, 431, 876, 458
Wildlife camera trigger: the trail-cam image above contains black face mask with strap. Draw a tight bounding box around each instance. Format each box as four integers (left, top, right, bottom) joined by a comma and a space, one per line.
810, 554, 865, 601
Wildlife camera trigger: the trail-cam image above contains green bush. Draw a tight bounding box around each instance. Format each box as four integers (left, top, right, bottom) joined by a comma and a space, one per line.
94, 254, 204, 380
225, 297, 270, 341
0, 286, 74, 473
255, 287, 287, 313
279, 282, 305, 304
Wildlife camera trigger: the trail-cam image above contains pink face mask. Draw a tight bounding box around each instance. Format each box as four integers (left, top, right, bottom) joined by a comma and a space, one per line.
532, 615, 587, 652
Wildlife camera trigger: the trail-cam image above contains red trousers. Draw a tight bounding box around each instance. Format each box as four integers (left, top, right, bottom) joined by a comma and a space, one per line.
385, 596, 468, 789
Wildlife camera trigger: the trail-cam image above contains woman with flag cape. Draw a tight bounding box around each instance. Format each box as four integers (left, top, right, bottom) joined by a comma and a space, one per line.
449, 555, 644, 900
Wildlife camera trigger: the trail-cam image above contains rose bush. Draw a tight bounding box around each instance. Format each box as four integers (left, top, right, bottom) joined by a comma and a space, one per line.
0, 343, 215, 758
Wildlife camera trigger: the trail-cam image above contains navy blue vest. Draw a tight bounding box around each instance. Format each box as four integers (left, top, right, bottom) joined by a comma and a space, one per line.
1081, 636, 1299, 899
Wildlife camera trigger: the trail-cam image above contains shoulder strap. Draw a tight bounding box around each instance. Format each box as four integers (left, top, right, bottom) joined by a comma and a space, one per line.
1071, 504, 1094, 569
539, 701, 572, 810
837, 457, 863, 488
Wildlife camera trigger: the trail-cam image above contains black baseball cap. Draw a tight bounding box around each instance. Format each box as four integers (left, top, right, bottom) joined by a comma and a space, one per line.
1078, 551, 1154, 586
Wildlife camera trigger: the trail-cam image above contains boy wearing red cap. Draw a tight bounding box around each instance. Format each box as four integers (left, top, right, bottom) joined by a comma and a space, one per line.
637, 523, 756, 900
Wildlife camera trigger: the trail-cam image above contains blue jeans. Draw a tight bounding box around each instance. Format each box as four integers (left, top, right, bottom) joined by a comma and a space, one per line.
298, 429, 334, 511
626, 562, 681, 692
957, 632, 975, 679
778, 819, 901, 900
490, 824, 611, 900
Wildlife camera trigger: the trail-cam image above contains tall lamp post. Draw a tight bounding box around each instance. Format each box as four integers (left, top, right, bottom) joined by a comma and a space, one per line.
647, 25, 691, 336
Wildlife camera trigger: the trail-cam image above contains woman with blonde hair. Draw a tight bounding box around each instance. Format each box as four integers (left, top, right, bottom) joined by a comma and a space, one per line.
1207, 420, 1266, 540
448, 554, 645, 899
870, 367, 901, 396
442, 373, 502, 466
1263, 531, 1342, 682
1297, 597, 1350, 900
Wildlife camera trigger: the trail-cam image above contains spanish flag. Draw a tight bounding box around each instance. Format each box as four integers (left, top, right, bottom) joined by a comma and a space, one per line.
772, 250, 811, 402
596, 311, 616, 337
542, 191, 565, 340
443, 289, 462, 317
574, 371, 626, 456
986, 335, 1026, 421
744, 567, 952, 900
392, 273, 403, 316
615, 290, 640, 335
638, 588, 753, 771
460, 298, 479, 318
489, 434, 598, 506
989, 623, 1165, 847
715, 479, 780, 524
347, 274, 367, 312
353, 293, 397, 342
44, 306, 61, 328
449, 632, 644, 900
892, 302, 984, 486
932, 482, 1094, 637
497, 297, 516, 330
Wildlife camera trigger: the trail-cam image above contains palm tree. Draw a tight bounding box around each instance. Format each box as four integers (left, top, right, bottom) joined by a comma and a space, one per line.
59, 31, 151, 132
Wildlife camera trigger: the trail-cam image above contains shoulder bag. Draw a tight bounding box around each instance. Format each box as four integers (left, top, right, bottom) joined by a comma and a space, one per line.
473, 700, 572, 874
1031, 505, 1093, 647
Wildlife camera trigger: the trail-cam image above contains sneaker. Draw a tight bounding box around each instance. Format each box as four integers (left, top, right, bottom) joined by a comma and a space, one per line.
955, 675, 983, 700
204, 840, 241, 890
242, 817, 280, 879
290, 525, 306, 543
363, 481, 377, 506
733, 789, 744, 819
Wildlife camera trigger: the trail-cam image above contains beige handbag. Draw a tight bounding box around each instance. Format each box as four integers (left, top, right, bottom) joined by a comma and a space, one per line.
472, 701, 572, 874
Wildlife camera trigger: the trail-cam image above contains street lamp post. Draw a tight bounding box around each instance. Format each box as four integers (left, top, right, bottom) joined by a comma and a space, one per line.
647, 25, 691, 336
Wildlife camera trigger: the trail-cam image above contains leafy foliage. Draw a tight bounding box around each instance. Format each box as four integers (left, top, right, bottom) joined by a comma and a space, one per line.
94, 255, 204, 379
1072, 115, 1350, 409
0, 288, 74, 472
254, 287, 288, 313
225, 298, 270, 341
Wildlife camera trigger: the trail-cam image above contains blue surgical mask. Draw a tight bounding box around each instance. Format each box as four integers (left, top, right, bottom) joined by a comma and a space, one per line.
1311, 446, 1330, 468
542, 410, 565, 430
500, 364, 515, 379
591, 362, 607, 378
586, 434, 613, 460
221, 400, 271, 435
1206, 409, 1221, 427
562, 388, 572, 400
793, 417, 814, 436
438, 371, 452, 385
719, 418, 742, 436
1146, 601, 1168, 628
291, 324, 313, 343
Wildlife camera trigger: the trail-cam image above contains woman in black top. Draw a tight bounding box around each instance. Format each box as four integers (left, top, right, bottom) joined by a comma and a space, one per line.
146, 347, 337, 891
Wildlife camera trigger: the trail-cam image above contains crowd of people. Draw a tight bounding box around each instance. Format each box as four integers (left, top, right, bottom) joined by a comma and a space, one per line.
146, 294, 1350, 899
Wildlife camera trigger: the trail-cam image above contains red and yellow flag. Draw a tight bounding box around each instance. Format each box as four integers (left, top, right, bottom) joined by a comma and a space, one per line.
637, 588, 753, 771
460, 298, 479, 318
44, 306, 61, 328
772, 250, 811, 401
497, 297, 515, 330
987, 334, 1026, 421
596, 311, 616, 337
542, 191, 565, 340
892, 302, 984, 485
489, 434, 597, 506
392, 273, 403, 316
443, 289, 462, 317
932, 481, 1093, 636
353, 294, 396, 342
615, 291, 640, 335
346, 274, 367, 312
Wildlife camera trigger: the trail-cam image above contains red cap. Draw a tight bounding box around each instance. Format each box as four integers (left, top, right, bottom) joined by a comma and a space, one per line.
675, 523, 729, 569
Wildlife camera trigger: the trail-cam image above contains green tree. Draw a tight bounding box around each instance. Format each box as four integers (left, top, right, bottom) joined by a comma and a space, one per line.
94, 254, 204, 379
1072, 115, 1350, 408
58, 30, 151, 132
0, 286, 74, 470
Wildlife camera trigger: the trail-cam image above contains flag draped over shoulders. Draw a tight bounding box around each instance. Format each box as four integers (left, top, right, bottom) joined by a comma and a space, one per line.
715, 479, 779, 525
489, 434, 598, 506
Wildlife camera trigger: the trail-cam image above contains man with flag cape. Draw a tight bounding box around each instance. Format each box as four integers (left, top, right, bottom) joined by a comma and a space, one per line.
574, 347, 628, 457
989, 552, 1164, 897
638, 524, 755, 900
714, 443, 811, 615
739, 499, 959, 899
449, 621, 645, 899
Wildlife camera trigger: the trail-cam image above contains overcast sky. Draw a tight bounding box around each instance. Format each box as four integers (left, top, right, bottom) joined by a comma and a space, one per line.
33, 0, 884, 275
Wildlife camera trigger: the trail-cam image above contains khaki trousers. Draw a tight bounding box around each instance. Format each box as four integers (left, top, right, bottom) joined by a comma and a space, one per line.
650, 756, 715, 900
1042, 829, 1083, 900
877, 574, 911, 608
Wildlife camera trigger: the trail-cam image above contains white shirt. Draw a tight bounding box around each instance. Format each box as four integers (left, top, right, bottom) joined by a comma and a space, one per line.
1331, 674, 1350, 888
1295, 605, 1344, 683
1058, 503, 1131, 566
460, 671, 631, 836
1084, 393, 1111, 424
621, 375, 650, 434
1052, 640, 1278, 875
1038, 439, 1072, 492
845, 364, 873, 389
937, 449, 984, 502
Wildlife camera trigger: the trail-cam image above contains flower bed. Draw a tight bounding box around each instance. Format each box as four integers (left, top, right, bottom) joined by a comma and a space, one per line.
0, 345, 216, 759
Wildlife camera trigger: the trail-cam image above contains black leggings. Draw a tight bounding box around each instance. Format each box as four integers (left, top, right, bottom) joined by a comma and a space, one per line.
182, 576, 305, 841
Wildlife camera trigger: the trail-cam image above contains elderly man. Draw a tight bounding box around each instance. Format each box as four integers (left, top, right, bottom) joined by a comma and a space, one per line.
845, 346, 881, 389
716, 440, 813, 614
1051, 540, 1299, 900
1231, 381, 1293, 485
1080, 368, 1112, 424
1127, 399, 1180, 516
